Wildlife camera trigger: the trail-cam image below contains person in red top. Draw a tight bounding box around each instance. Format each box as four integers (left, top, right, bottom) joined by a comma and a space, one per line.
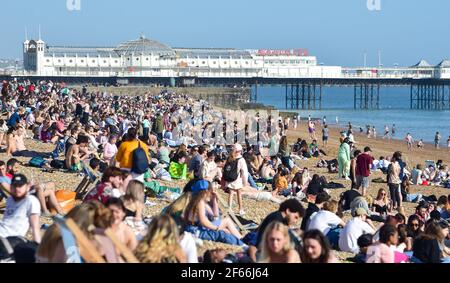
355, 147, 373, 196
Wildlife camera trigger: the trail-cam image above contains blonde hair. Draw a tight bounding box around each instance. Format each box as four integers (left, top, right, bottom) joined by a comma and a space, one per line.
165, 192, 192, 217
124, 180, 145, 204
323, 200, 338, 213
36, 224, 63, 262
259, 221, 293, 263
134, 214, 182, 263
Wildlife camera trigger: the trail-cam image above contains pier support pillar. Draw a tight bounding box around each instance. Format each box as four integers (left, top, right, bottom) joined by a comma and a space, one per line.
410, 82, 450, 110
354, 83, 380, 109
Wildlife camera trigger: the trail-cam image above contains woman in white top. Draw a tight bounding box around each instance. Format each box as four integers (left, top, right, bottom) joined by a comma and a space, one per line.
200, 151, 222, 182
225, 144, 248, 216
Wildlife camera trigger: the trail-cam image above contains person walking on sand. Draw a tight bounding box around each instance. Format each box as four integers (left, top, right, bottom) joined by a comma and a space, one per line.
322, 125, 329, 147
308, 120, 316, 140
338, 137, 351, 181
293, 115, 298, 129
405, 133, 413, 151
434, 132, 441, 149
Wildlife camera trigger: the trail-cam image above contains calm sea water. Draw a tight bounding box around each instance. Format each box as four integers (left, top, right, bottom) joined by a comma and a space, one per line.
255, 86, 450, 144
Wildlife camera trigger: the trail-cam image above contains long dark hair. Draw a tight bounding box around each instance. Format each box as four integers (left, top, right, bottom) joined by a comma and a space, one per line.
300, 230, 332, 263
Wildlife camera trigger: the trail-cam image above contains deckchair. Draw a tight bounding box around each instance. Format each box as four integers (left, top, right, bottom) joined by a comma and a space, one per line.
75, 163, 98, 200
0, 183, 11, 209
216, 193, 258, 234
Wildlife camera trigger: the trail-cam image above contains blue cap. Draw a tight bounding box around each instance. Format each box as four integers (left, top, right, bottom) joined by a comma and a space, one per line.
191, 180, 210, 194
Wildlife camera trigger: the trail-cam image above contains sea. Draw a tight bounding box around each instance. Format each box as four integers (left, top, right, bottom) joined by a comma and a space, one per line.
255, 86, 450, 144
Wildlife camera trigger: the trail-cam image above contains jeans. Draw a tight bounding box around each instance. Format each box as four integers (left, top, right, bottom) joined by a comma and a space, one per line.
326, 227, 342, 250
185, 225, 244, 246
388, 183, 402, 208
248, 175, 258, 189
143, 127, 149, 138
406, 193, 423, 203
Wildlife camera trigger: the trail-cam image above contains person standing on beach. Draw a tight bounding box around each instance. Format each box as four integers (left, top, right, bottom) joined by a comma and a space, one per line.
322, 125, 329, 147
372, 126, 377, 138
336, 116, 339, 125
338, 138, 351, 180
383, 125, 389, 139
323, 116, 327, 125
405, 133, 413, 151
355, 147, 373, 196
387, 154, 402, 211
391, 124, 396, 137
447, 135, 450, 150
434, 132, 441, 149
293, 115, 298, 129
308, 120, 316, 140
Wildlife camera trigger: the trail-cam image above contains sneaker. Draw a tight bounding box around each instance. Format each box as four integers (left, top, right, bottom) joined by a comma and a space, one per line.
344, 177, 351, 181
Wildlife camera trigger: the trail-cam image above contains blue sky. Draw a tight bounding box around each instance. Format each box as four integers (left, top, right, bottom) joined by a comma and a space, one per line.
1, 0, 449, 67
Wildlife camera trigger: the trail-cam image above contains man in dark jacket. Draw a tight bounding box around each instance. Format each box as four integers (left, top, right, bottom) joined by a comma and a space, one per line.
301, 192, 331, 231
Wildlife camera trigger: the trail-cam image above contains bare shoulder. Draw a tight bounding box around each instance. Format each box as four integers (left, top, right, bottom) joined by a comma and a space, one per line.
286, 249, 301, 263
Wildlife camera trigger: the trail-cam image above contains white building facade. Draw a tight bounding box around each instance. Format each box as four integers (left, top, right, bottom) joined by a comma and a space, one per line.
23, 35, 341, 78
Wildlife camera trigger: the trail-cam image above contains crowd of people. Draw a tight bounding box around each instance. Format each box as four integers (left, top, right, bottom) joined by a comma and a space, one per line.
0, 79, 449, 264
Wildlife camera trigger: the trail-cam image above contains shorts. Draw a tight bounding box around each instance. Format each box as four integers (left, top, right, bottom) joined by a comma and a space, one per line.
322, 136, 329, 141
308, 128, 314, 134
356, 175, 370, 189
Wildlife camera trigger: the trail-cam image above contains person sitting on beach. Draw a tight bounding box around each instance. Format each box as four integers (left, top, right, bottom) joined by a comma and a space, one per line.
134, 214, 187, 263
184, 179, 243, 240
259, 157, 276, 181
105, 198, 138, 254
5, 124, 27, 157
301, 192, 330, 231
258, 221, 301, 263
199, 150, 222, 183
307, 200, 345, 249
305, 174, 326, 201
273, 167, 289, 197
300, 229, 339, 263
339, 207, 377, 254
412, 220, 449, 263
366, 224, 398, 263
102, 135, 118, 166
248, 199, 305, 261
168, 151, 188, 180
291, 168, 311, 197
0, 174, 41, 243
400, 176, 423, 203
417, 139, 424, 149
372, 188, 392, 217
84, 166, 124, 204
120, 180, 145, 223
65, 135, 92, 172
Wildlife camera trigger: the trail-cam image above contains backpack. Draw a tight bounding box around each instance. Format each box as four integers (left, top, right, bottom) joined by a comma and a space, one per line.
131, 142, 150, 174
223, 158, 241, 182
28, 156, 47, 168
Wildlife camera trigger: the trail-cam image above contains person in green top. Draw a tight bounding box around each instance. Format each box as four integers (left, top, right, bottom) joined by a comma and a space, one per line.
157, 140, 171, 165
338, 137, 351, 180
153, 113, 164, 141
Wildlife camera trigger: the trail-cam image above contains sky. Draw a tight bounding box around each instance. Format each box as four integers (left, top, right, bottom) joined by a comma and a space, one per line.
1, 0, 449, 67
